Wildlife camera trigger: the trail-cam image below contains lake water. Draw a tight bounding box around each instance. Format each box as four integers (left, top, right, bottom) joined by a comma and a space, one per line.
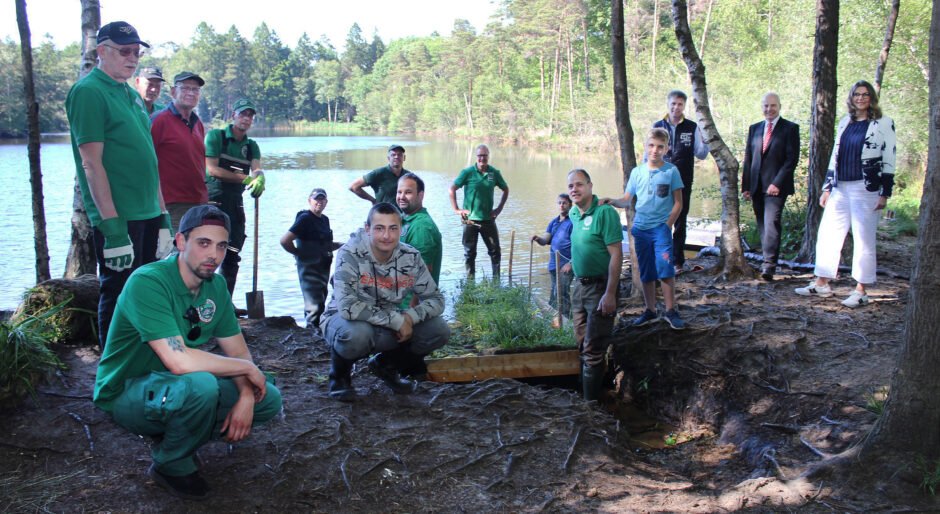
0, 134, 721, 320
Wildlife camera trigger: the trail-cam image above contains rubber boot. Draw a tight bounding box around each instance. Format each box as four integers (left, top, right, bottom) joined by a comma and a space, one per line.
393, 344, 428, 380
328, 349, 357, 402
491, 260, 500, 279
368, 351, 416, 394
581, 364, 605, 402
466, 261, 476, 278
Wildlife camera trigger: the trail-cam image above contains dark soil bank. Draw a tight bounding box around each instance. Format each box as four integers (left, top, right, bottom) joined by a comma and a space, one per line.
2, 234, 938, 511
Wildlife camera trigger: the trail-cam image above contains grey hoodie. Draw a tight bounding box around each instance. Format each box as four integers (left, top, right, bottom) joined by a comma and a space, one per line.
323, 228, 444, 331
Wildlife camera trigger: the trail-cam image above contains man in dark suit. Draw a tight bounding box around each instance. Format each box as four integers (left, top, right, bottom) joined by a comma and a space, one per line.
741, 92, 800, 281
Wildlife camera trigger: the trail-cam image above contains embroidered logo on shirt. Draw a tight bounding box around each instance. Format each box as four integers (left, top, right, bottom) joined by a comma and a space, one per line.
241, 146, 249, 159
582, 215, 593, 228
196, 299, 216, 323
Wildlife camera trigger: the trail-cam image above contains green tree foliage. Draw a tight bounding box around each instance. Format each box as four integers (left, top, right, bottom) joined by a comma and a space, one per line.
0, 0, 929, 201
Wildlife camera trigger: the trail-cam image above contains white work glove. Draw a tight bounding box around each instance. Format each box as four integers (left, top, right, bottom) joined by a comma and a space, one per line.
98, 217, 135, 272
156, 212, 174, 259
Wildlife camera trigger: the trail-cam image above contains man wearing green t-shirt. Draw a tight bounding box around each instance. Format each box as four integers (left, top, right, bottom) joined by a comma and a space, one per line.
566, 169, 623, 401
66, 21, 174, 349
134, 65, 165, 116
93, 205, 282, 500
205, 98, 266, 296
350, 144, 410, 204
397, 173, 442, 285
448, 144, 510, 277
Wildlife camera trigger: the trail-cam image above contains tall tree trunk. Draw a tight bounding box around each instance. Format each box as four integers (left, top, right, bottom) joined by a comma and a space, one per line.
16, 0, 51, 283
581, 15, 590, 91
874, 0, 901, 95
65, 0, 100, 278
797, 0, 839, 263
611, 0, 642, 296
565, 30, 575, 128
539, 52, 545, 101
671, 0, 750, 279
549, 42, 560, 138
861, 0, 940, 459
651, 0, 659, 71
699, 0, 714, 60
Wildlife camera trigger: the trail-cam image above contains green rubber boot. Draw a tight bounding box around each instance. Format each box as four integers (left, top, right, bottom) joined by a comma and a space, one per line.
581, 364, 605, 402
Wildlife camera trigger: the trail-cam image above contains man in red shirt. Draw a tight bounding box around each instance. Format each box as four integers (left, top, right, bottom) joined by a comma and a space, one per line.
151, 72, 208, 231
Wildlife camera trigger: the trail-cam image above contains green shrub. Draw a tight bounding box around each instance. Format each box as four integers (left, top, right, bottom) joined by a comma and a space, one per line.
0, 302, 67, 410
916, 456, 940, 496
434, 279, 574, 357
741, 203, 806, 261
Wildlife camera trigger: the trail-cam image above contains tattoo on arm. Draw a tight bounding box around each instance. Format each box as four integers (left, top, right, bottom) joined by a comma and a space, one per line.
168, 335, 186, 352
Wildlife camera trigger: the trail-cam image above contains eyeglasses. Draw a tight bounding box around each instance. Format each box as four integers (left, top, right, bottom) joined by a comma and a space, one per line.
184, 307, 202, 341
476, 154, 489, 158
853, 92, 871, 98
102, 43, 144, 58
176, 86, 201, 93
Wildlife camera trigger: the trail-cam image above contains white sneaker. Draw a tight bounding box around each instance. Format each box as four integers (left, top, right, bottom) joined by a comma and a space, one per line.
841, 290, 870, 308
794, 280, 833, 297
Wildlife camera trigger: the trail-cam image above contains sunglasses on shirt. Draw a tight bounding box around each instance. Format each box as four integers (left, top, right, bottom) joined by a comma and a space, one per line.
184, 307, 202, 341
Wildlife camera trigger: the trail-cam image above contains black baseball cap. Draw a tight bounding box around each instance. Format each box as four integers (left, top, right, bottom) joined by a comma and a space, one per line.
97, 21, 150, 48
310, 188, 327, 199
178, 205, 231, 235
173, 71, 205, 87
388, 144, 405, 152
138, 66, 164, 81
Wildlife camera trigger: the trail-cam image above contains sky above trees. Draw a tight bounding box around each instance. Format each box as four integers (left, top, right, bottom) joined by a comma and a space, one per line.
1, 0, 499, 52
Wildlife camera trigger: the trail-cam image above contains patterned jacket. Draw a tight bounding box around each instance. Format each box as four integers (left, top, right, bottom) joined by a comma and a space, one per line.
323, 228, 444, 331
824, 115, 896, 196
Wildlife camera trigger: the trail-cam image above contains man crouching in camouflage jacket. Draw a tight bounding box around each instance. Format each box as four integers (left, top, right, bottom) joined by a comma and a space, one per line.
321, 202, 450, 401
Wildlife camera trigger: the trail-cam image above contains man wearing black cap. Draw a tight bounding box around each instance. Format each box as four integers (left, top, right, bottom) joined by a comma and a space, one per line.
93, 205, 282, 500
349, 144, 410, 204
151, 72, 208, 232
205, 98, 265, 296
66, 21, 174, 348
135, 65, 165, 115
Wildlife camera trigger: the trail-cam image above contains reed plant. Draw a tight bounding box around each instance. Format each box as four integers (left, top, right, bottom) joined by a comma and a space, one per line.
433, 279, 574, 358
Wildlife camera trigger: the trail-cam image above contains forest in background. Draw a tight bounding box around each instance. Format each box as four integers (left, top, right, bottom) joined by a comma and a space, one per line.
0, 0, 931, 202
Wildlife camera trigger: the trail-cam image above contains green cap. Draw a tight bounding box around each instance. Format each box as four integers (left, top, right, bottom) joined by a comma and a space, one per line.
232, 98, 256, 115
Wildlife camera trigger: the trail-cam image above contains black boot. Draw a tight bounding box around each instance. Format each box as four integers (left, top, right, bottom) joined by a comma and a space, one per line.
393, 344, 428, 380
329, 349, 357, 402
368, 351, 415, 394
491, 259, 500, 279
581, 364, 605, 402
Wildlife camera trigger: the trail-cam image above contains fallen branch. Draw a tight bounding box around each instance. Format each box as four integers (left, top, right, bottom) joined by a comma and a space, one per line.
800, 437, 833, 459
65, 411, 93, 452
760, 422, 802, 434
696, 247, 909, 279
820, 416, 843, 426
484, 449, 528, 490
562, 427, 583, 473
846, 331, 873, 348
340, 448, 364, 493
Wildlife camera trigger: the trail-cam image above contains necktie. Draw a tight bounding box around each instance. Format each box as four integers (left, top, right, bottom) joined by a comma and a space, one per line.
762, 121, 774, 153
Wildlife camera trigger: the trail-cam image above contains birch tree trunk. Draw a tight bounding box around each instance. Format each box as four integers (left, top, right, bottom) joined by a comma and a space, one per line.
874, 0, 901, 95
797, 0, 839, 263
699, 0, 714, 61
64, 0, 100, 278
16, 0, 51, 283
651, 0, 659, 71
671, 0, 750, 278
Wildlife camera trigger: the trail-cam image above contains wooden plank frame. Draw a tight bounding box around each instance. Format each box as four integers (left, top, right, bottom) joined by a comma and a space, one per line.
426, 350, 580, 383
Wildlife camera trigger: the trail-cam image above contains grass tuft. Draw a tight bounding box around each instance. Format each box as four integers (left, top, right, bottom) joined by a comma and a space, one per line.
0, 300, 68, 410
432, 279, 575, 358
863, 385, 889, 416
916, 457, 940, 496
0, 469, 80, 511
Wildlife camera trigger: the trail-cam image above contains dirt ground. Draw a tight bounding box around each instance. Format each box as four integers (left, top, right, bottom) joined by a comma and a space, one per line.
2, 231, 938, 512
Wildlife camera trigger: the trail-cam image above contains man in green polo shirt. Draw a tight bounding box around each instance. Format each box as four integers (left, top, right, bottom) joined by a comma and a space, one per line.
397, 173, 442, 285
205, 98, 266, 297
350, 144, 410, 204
566, 169, 623, 402
93, 205, 282, 500
134, 65, 166, 115
66, 21, 174, 349
448, 144, 510, 277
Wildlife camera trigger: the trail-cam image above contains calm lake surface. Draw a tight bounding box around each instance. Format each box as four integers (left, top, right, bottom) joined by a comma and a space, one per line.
0, 134, 720, 320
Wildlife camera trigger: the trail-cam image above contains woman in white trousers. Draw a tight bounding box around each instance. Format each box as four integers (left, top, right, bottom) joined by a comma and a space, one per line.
795, 80, 896, 307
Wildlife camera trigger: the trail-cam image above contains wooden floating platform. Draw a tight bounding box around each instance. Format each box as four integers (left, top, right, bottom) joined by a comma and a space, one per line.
426, 349, 580, 383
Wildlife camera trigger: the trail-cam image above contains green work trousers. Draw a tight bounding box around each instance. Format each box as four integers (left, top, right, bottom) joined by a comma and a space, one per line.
112, 371, 282, 476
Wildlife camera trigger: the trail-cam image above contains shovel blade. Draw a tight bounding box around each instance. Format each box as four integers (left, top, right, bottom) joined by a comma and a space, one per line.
246, 291, 265, 319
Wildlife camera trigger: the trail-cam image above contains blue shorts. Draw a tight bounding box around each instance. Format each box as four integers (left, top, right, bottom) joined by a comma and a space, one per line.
631, 224, 675, 283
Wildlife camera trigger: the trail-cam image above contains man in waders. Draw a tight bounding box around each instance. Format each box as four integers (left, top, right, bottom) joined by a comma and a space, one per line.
350, 144, 410, 204
93, 205, 282, 500
566, 169, 623, 401
204, 98, 266, 300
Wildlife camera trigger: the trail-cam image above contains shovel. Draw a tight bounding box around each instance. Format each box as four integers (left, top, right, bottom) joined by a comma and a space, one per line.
246, 196, 265, 319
